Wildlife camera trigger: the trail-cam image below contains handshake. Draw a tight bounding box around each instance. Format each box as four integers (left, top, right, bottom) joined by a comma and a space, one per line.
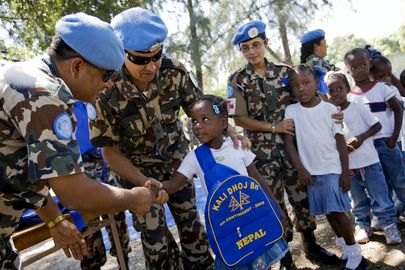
130, 178, 169, 215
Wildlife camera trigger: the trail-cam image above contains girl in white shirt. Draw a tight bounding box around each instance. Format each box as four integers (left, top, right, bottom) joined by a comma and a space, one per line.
284, 65, 367, 270
162, 95, 292, 270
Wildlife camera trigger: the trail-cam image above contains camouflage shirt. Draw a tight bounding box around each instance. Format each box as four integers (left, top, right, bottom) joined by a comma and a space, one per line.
227, 59, 293, 163
0, 55, 83, 209
306, 54, 339, 72
91, 55, 202, 166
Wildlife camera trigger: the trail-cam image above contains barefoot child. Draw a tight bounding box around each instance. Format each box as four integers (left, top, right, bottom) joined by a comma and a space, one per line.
327, 72, 401, 245
284, 65, 368, 270
163, 95, 292, 270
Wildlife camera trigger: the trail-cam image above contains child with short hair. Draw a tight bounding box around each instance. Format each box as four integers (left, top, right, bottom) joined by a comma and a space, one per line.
344, 48, 405, 219
284, 64, 368, 270
368, 53, 405, 97
162, 95, 293, 270
327, 72, 401, 245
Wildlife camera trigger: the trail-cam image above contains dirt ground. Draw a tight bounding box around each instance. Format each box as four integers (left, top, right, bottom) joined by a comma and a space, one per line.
22, 214, 405, 270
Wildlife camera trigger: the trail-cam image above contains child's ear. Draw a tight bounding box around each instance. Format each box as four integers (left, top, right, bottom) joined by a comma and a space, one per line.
221, 116, 228, 132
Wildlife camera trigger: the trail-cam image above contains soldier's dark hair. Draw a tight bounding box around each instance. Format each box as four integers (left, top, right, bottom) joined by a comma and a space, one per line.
300, 37, 324, 64
370, 55, 392, 73
343, 48, 369, 64
287, 64, 318, 84
195, 95, 228, 117
47, 34, 81, 60
327, 72, 351, 90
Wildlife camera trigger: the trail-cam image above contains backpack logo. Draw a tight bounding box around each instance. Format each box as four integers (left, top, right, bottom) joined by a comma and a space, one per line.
229, 191, 250, 212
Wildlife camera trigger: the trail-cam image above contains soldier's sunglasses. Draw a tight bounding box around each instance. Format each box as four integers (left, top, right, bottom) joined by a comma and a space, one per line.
125, 49, 163, 65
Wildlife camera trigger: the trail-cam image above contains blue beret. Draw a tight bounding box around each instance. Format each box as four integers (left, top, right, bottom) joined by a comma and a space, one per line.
300, 29, 325, 44
111, 8, 168, 52
232, 21, 266, 45
56, 12, 124, 70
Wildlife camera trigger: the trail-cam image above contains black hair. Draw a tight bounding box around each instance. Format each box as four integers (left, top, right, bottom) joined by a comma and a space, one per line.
193, 94, 228, 133
327, 72, 351, 90
300, 37, 324, 64
194, 94, 228, 117
370, 55, 392, 73
400, 70, 405, 89
343, 48, 369, 64
47, 34, 81, 60
287, 64, 318, 85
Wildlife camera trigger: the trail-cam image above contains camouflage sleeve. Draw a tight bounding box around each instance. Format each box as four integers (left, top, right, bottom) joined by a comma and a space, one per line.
180, 70, 203, 117
90, 91, 120, 147
8, 94, 83, 182
227, 73, 248, 116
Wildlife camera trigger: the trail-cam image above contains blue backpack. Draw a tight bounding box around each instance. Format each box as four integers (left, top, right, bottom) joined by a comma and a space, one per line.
195, 144, 284, 266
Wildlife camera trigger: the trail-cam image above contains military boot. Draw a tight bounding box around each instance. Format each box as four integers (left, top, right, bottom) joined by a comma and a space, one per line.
301, 229, 340, 265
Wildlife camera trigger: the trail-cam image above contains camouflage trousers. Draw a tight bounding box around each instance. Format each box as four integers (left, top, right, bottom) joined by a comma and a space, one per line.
254, 159, 316, 240
80, 212, 130, 270
81, 150, 131, 269
117, 165, 213, 270
0, 200, 24, 270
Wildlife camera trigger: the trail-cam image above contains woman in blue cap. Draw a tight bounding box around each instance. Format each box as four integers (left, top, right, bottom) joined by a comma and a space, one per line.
300, 29, 338, 72
227, 20, 341, 269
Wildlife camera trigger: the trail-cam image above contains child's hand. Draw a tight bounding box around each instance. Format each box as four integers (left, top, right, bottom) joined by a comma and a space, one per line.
297, 168, 312, 188
331, 106, 344, 125
346, 136, 364, 151
388, 135, 398, 149
144, 179, 168, 204
340, 173, 351, 192
154, 189, 169, 204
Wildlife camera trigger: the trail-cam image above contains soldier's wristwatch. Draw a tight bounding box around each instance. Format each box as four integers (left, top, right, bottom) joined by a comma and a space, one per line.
271, 122, 276, 133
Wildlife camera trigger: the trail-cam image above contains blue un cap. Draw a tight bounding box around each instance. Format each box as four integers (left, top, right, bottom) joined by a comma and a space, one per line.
232, 21, 266, 46
111, 7, 168, 53
300, 29, 325, 44
56, 12, 124, 71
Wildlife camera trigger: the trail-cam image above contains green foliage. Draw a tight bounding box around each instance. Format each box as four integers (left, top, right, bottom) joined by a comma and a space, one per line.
327, 34, 368, 65
0, 0, 144, 55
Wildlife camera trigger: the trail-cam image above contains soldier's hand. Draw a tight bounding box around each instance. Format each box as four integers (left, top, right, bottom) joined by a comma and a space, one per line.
144, 180, 169, 204
49, 219, 88, 261
129, 186, 155, 215
275, 119, 295, 135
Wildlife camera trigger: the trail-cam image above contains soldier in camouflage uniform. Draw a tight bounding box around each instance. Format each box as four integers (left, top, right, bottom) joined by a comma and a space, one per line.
227, 21, 340, 267
73, 101, 130, 270
300, 29, 339, 72
90, 8, 213, 270
0, 13, 167, 269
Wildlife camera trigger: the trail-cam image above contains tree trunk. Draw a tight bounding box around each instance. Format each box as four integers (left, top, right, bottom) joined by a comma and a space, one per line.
186, 0, 204, 89
275, 1, 293, 65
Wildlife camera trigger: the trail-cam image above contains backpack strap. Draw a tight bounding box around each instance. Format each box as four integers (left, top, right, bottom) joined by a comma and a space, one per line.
195, 143, 240, 191
195, 144, 216, 174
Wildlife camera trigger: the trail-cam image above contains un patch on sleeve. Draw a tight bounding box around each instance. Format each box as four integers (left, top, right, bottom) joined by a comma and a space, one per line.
86, 103, 97, 120
53, 112, 73, 140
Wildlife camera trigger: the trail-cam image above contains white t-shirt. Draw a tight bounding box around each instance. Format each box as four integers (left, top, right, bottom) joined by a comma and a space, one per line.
387, 85, 403, 142
342, 102, 380, 169
177, 137, 256, 194
348, 82, 396, 139
284, 101, 343, 175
